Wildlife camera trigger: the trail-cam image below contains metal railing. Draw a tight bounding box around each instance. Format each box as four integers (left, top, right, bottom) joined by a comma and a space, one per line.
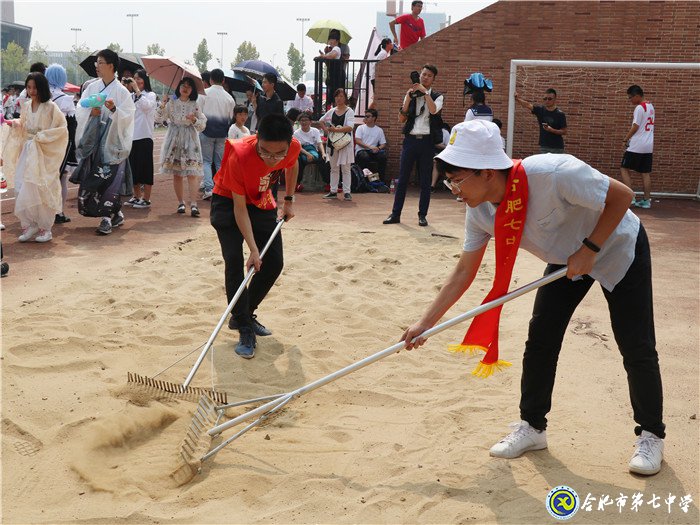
312, 57, 379, 120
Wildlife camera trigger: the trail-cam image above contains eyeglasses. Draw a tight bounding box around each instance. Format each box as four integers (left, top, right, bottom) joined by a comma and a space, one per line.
256, 145, 288, 160
94, 61, 107, 67
443, 171, 478, 191
543, 96, 554, 101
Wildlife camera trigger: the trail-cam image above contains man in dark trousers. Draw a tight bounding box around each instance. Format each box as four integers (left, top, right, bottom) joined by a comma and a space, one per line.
253, 73, 284, 124
515, 88, 567, 153
383, 64, 443, 227
210, 114, 300, 359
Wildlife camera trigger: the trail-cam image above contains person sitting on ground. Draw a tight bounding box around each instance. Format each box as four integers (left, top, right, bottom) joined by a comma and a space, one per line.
354, 109, 388, 183
293, 112, 327, 191
401, 119, 666, 478
210, 114, 301, 359
228, 104, 251, 140
290, 83, 314, 113
156, 77, 207, 218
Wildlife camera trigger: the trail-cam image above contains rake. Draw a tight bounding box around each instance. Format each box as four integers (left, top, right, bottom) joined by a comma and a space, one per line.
174, 267, 568, 480
128, 219, 285, 405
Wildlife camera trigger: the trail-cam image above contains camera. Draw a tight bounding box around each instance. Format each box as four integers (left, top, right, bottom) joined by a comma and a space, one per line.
409, 70, 425, 98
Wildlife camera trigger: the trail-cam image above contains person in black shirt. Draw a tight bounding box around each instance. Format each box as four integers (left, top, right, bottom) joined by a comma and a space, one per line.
515, 88, 567, 153
254, 73, 284, 124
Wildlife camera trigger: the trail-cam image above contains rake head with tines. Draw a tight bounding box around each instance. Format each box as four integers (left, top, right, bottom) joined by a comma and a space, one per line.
127, 372, 228, 405
171, 394, 220, 486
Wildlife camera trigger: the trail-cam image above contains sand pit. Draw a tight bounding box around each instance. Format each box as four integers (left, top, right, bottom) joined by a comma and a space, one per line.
1, 193, 698, 523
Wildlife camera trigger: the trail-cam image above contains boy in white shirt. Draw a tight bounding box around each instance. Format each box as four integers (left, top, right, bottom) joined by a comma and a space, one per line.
620, 84, 655, 209
354, 109, 388, 182
228, 105, 251, 140
401, 120, 665, 478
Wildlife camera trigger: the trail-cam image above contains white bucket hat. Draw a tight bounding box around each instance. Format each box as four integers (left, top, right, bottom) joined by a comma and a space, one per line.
435, 120, 513, 170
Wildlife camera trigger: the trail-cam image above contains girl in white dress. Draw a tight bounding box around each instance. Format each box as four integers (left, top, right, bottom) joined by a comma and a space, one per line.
1, 73, 68, 242
156, 77, 207, 217
319, 88, 355, 201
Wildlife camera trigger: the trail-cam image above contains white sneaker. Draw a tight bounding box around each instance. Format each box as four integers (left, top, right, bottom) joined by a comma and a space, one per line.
629, 431, 663, 475
35, 229, 53, 243
18, 225, 40, 242
202, 191, 213, 200
489, 420, 548, 458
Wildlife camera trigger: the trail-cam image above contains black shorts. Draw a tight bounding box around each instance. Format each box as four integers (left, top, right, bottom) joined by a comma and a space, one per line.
129, 138, 154, 185
621, 151, 653, 173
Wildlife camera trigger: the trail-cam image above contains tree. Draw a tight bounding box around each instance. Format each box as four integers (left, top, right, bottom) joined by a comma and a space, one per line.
192, 38, 212, 73
29, 41, 49, 66
232, 41, 259, 67
68, 43, 93, 85
107, 42, 124, 53
146, 43, 166, 56
0, 42, 29, 82
287, 43, 306, 84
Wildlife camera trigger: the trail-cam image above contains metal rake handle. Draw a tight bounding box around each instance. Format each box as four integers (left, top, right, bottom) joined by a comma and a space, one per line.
182, 219, 285, 389
208, 267, 568, 437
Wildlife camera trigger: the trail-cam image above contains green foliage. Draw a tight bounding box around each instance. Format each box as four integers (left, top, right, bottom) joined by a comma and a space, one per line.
1, 42, 29, 83
146, 43, 166, 56
192, 39, 212, 72
29, 41, 49, 66
107, 42, 124, 53
68, 43, 93, 85
286, 43, 306, 84
232, 41, 259, 67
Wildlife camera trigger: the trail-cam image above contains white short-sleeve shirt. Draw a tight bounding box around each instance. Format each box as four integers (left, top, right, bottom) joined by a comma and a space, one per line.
462, 154, 640, 291
354, 124, 386, 154
627, 102, 654, 154
293, 126, 322, 146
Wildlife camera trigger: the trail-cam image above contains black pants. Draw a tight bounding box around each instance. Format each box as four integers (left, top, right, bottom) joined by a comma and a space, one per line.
210, 194, 283, 328
520, 225, 665, 438
355, 149, 388, 182
391, 135, 435, 218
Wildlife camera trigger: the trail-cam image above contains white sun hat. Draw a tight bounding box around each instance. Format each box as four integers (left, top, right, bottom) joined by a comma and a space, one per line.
435, 120, 513, 170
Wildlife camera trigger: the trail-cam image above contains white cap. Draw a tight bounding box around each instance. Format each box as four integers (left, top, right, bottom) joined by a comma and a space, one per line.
435, 120, 513, 170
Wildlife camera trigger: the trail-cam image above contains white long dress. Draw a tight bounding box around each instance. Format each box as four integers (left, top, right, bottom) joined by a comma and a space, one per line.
1, 100, 68, 230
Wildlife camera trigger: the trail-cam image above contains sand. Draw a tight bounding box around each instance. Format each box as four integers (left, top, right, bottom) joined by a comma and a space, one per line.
1, 191, 698, 524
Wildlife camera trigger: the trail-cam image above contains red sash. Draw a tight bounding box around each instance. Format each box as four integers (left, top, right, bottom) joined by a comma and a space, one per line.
449, 160, 528, 378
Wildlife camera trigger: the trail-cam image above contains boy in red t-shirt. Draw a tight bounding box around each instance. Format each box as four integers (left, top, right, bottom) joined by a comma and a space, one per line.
211, 114, 301, 358
390, 0, 426, 50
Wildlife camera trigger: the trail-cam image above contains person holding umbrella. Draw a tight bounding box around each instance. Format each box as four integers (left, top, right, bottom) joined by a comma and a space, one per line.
317, 30, 344, 111
74, 49, 135, 236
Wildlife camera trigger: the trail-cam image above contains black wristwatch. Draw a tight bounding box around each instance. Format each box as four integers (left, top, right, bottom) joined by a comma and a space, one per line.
582, 237, 601, 253
284, 195, 295, 202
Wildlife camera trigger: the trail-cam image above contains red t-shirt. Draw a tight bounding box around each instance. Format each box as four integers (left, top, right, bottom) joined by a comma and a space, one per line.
213, 135, 301, 210
395, 14, 426, 49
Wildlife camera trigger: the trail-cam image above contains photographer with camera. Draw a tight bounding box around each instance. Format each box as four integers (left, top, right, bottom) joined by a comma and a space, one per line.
383, 64, 443, 227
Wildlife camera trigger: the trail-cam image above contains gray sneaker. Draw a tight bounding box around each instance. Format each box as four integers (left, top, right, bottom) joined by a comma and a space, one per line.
111, 211, 125, 228
96, 218, 112, 235
344, 193, 352, 201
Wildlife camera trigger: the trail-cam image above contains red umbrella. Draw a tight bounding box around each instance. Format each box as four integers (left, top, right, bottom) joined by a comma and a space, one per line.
63, 82, 80, 94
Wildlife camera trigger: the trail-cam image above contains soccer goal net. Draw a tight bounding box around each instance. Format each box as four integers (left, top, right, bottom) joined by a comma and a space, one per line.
506, 60, 700, 198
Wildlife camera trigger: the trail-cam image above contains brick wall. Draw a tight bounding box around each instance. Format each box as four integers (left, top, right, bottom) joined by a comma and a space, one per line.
374, 0, 700, 194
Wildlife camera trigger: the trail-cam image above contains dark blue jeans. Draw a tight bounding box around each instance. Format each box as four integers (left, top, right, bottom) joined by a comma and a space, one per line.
520, 224, 665, 438
391, 135, 435, 218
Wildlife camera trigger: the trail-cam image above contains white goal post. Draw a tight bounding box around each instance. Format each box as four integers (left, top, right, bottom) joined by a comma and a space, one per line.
506, 59, 700, 198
